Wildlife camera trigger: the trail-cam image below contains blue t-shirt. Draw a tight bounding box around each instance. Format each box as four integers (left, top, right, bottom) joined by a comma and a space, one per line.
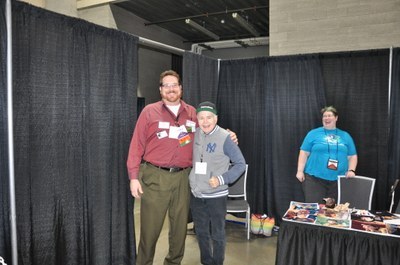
300, 127, 357, 181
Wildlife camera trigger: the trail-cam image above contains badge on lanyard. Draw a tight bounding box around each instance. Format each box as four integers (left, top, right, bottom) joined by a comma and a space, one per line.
186, 120, 196, 133
178, 132, 191, 146
195, 162, 207, 175
327, 159, 338, 170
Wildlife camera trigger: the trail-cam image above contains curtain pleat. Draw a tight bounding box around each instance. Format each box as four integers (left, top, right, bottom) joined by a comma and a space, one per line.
388, 48, 400, 210
182, 51, 219, 107
171, 53, 183, 78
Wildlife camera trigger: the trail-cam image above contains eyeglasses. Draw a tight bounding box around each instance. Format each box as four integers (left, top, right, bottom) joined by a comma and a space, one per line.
161, 83, 180, 88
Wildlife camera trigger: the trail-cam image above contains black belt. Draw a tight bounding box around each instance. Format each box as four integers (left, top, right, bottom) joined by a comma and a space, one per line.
146, 162, 187, 173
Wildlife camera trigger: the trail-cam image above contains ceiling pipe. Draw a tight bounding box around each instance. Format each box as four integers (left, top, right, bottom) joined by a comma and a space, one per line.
137, 36, 269, 56
144, 5, 268, 26
138, 37, 185, 55
191, 36, 269, 54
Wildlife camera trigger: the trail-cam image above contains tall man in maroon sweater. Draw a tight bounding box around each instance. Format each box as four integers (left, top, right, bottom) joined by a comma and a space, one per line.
127, 70, 195, 265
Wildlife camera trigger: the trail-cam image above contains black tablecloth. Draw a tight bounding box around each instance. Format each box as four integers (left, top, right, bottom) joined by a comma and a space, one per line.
276, 220, 400, 265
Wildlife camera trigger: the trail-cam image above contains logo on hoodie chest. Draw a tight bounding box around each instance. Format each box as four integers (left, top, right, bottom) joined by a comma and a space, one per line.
206, 143, 217, 153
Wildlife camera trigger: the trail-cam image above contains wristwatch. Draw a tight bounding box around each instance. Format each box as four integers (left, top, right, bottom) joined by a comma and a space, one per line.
348, 169, 356, 173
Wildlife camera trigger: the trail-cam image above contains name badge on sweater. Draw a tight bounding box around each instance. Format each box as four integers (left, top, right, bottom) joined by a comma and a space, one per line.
195, 162, 207, 175
156, 130, 168, 139
169, 125, 187, 139
158, 121, 170, 129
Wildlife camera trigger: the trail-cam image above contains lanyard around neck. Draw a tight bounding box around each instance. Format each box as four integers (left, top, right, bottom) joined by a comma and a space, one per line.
164, 104, 181, 126
324, 129, 338, 159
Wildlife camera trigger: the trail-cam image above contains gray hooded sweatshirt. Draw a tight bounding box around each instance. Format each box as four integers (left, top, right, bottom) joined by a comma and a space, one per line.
189, 125, 246, 198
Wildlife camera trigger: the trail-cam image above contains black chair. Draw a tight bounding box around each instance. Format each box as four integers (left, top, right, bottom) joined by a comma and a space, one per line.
337, 175, 375, 210
389, 179, 400, 213
226, 164, 250, 240
395, 203, 400, 214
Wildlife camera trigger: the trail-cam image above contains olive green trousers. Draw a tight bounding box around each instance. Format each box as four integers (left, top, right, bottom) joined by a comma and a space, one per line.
136, 164, 191, 265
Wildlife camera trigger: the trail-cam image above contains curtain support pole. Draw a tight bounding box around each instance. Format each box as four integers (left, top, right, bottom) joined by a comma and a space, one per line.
389, 47, 393, 115
6, 0, 18, 264
138, 37, 184, 55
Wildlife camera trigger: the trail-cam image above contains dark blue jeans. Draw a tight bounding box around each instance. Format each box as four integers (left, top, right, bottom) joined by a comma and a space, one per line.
190, 195, 227, 265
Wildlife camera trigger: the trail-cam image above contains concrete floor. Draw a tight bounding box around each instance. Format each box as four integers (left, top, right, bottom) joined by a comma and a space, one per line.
134, 201, 277, 265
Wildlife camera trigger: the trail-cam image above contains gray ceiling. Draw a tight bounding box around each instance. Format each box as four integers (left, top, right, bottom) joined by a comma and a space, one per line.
115, 0, 269, 44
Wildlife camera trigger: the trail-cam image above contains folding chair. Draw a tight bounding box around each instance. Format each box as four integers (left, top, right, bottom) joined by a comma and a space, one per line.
226, 164, 250, 240
337, 175, 375, 210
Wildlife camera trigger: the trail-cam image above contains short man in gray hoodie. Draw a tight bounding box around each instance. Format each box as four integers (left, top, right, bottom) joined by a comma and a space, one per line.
189, 101, 246, 265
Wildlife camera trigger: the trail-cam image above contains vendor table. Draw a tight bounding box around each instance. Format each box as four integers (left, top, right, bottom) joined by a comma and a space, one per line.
275, 220, 400, 265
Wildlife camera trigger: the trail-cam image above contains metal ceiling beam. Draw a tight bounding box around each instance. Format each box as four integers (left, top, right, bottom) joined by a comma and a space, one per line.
232, 12, 260, 37
144, 5, 268, 26
198, 43, 214, 51
185, 19, 219, 41
234, 40, 249, 48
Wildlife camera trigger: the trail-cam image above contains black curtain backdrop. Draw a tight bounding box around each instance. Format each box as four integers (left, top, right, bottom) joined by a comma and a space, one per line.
388, 48, 400, 200
217, 51, 392, 223
182, 51, 219, 107
263, 55, 326, 220
216, 58, 268, 216
217, 56, 326, 220
0, 0, 11, 262
1, 2, 138, 264
171, 53, 183, 78
320, 50, 390, 210
183, 55, 267, 219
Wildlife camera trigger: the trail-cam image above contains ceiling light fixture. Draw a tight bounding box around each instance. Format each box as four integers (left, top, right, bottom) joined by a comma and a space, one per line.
232, 13, 260, 37
185, 19, 220, 41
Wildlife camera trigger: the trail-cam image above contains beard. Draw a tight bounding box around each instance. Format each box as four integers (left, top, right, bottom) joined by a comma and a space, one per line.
161, 90, 182, 104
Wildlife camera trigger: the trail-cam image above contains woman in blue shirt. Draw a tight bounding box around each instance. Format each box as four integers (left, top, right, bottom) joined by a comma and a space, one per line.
296, 106, 358, 203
